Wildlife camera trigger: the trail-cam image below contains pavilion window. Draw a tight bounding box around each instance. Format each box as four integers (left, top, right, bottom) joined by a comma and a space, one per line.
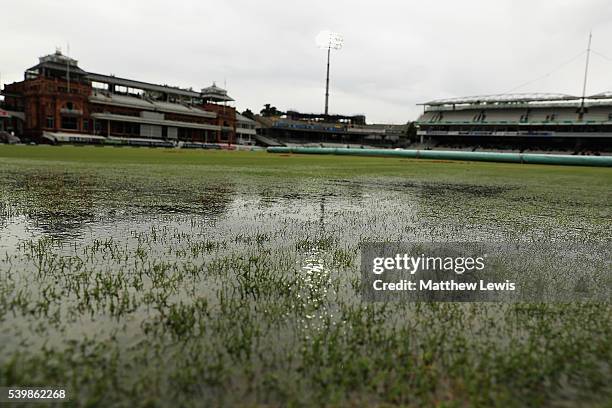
111, 122, 124, 134
61, 116, 78, 130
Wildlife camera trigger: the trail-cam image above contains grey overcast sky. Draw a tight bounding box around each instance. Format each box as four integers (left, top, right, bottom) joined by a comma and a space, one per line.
2, 0, 612, 123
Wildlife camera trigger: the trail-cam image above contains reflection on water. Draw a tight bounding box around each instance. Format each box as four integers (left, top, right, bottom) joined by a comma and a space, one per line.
300, 251, 330, 321
0, 169, 424, 353
0, 215, 40, 253
297, 197, 332, 330
2, 166, 604, 267
0, 167, 607, 324
0, 160, 609, 405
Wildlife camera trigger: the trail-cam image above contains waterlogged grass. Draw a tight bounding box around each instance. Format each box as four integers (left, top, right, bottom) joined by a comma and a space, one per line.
0, 145, 610, 407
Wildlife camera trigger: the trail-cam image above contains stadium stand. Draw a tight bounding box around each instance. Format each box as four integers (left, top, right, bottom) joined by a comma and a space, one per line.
416, 93, 612, 154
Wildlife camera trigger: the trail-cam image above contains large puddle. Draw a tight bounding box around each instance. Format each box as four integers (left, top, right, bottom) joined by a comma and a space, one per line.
0, 159, 610, 405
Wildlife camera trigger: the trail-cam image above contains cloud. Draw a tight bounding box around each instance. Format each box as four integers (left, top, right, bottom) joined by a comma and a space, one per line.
2, 0, 611, 122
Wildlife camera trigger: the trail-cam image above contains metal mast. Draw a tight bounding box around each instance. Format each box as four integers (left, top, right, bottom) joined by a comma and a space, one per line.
579, 32, 592, 116
316, 31, 343, 117
324, 47, 331, 115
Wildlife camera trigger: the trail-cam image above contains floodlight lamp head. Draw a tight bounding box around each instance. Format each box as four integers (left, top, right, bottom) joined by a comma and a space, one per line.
316, 30, 344, 50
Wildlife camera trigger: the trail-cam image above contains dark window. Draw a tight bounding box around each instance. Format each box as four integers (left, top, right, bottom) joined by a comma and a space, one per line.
61, 116, 78, 130
111, 121, 124, 134
83, 120, 89, 131
46, 116, 54, 129
66, 102, 74, 110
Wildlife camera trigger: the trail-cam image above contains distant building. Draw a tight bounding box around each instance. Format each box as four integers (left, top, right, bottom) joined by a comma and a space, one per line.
416, 93, 612, 153
254, 110, 407, 147
235, 113, 257, 145
1, 50, 238, 146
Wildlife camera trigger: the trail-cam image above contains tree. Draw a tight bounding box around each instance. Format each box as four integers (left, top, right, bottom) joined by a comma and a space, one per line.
260, 104, 284, 117
406, 121, 417, 142
241, 109, 255, 120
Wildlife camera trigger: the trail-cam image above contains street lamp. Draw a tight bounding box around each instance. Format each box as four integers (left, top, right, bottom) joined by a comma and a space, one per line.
316, 30, 343, 116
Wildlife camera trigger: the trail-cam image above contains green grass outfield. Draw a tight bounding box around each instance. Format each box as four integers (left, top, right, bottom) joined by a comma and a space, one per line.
1, 144, 610, 185
0, 144, 611, 406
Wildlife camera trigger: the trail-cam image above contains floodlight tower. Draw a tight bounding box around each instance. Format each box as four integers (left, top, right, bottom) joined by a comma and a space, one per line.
316, 30, 343, 116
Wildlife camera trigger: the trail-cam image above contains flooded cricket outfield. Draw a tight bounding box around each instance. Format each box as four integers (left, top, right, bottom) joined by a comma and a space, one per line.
0, 146, 610, 407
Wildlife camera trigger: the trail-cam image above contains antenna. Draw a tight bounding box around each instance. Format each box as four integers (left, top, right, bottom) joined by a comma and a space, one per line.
316, 31, 343, 116
579, 32, 592, 116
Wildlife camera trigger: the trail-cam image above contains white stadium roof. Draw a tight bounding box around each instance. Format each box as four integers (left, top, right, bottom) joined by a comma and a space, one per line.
421, 93, 581, 106
588, 91, 612, 100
